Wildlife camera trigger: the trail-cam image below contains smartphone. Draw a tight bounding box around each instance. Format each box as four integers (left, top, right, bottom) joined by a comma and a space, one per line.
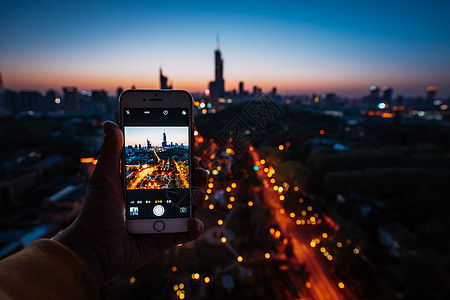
119, 89, 193, 234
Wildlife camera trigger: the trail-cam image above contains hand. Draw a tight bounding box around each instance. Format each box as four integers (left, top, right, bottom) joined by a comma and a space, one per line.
54, 121, 208, 287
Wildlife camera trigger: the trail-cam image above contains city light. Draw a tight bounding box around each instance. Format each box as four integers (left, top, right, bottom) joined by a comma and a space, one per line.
218, 219, 224, 226
209, 204, 214, 210
338, 282, 345, 289
278, 145, 284, 151
265, 253, 271, 259
237, 256, 243, 262
221, 237, 227, 243
204, 277, 210, 283
248, 201, 254, 207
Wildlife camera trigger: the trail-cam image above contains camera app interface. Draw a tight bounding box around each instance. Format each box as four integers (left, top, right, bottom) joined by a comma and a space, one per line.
123, 108, 190, 219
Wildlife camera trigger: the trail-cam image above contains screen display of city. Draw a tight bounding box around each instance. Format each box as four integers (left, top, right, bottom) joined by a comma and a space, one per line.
123, 108, 191, 219
125, 126, 189, 190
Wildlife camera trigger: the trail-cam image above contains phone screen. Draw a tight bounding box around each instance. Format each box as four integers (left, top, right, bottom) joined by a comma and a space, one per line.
123, 108, 190, 220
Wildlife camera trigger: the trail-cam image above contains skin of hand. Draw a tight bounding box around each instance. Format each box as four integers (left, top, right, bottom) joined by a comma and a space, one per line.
54, 121, 208, 288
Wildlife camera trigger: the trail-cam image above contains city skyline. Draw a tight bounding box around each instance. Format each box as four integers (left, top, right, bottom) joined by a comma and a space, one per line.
1, 0, 449, 97
125, 127, 188, 148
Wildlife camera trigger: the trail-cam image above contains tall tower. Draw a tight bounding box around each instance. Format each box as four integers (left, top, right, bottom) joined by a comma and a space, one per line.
162, 129, 167, 148
160, 68, 172, 89
214, 36, 225, 98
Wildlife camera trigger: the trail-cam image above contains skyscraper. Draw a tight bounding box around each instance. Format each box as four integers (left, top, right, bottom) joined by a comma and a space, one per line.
382, 86, 393, 102
160, 68, 172, 89
214, 41, 225, 97
209, 38, 225, 103
162, 129, 167, 149
369, 85, 380, 101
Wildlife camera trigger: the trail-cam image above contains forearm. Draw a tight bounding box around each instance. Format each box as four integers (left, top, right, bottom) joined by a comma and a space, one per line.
0, 239, 99, 300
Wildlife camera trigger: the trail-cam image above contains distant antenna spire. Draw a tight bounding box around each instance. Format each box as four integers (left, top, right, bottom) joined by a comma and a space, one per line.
216, 32, 220, 50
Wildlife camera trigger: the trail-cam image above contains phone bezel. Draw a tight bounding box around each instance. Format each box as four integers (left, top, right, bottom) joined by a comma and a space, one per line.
119, 89, 193, 234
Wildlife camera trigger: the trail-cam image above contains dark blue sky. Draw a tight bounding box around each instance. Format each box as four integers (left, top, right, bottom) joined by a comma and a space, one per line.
1, 0, 449, 97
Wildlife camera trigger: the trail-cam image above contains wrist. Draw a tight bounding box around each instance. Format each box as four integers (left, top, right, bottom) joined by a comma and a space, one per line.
54, 222, 105, 288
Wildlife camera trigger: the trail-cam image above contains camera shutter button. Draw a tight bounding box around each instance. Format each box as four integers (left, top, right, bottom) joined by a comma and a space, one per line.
153, 205, 165, 216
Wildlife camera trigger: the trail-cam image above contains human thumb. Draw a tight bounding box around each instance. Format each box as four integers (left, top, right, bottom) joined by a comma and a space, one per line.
93, 121, 123, 178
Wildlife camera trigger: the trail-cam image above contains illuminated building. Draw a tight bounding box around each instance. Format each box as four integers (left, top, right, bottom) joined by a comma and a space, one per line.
382, 86, 393, 103
426, 86, 437, 102
369, 85, 380, 101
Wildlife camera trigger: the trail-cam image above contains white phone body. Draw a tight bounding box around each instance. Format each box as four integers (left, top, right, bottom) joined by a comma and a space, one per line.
119, 89, 193, 234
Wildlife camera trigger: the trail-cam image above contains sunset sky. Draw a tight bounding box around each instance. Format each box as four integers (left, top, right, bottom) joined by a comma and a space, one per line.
125, 126, 188, 147
1, 0, 449, 97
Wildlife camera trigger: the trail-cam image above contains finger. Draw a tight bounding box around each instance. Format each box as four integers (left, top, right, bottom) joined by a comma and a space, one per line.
192, 188, 206, 208
93, 121, 124, 179
135, 218, 204, 259
192, 168, 208, 187
171, 218, 204, 245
